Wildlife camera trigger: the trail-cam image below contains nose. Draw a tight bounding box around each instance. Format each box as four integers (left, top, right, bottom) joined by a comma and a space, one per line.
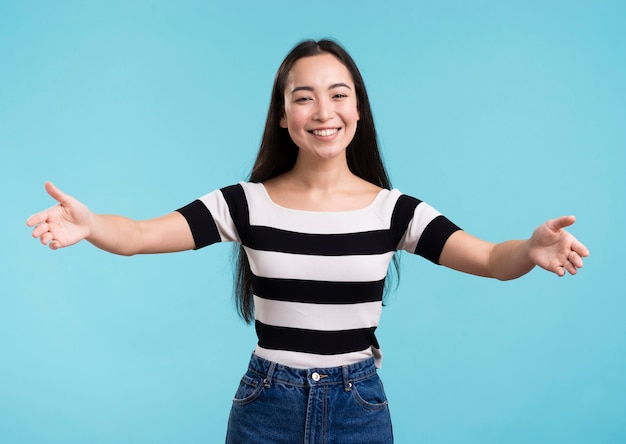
314, 97, 334, 121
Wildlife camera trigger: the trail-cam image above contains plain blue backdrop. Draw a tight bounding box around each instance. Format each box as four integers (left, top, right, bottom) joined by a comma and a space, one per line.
2, 1, 624, 442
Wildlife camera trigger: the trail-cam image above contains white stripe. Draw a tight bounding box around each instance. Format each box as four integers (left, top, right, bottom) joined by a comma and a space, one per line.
245, 248, 395, 282
198, 189, 240, 242
254, 297, 381, 331
397, 202, 442, 252
254, 346, 376, 369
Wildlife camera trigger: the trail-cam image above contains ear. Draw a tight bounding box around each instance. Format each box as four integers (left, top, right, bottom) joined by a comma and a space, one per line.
279, 113, 288, 128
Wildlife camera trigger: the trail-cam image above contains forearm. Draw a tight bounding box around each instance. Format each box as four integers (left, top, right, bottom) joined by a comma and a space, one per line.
439, 231, 535, 281
87, 211, 195, 255
488, 239, 535, 281
87, 213, 144, 256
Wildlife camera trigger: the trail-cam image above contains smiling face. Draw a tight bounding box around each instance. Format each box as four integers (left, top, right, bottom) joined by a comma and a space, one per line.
279, 53, 360, 163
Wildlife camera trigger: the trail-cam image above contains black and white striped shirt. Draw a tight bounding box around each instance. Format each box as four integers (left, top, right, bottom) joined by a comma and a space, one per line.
177, 182, 460, 369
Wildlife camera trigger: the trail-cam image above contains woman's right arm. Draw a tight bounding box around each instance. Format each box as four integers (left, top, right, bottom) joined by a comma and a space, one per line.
26, 182, 195, 255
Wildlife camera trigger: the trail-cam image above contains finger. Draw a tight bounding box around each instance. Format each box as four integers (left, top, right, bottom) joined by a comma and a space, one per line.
572, 239, 590, 258
44, 181, 72, 205
568, 251, 584, 269
31, 222, 49, 239
553, 264, 566, 277
26, 211, 48, 227
563, 258, 579, 276
549, 215, 576, 232
40, 231, 54, 246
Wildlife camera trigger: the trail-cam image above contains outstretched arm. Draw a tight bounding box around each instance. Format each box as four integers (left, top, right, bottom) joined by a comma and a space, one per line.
438, 216, 589, 280
26, 182, 195, 255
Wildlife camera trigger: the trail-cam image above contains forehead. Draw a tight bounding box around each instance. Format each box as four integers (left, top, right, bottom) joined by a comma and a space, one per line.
286, 53, 355, 88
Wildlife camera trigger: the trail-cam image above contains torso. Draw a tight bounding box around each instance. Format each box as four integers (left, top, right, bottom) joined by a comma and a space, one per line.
177, 181, 460, 368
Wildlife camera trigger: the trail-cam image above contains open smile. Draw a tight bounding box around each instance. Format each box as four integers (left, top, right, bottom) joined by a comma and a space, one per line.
309, 128, 340, 137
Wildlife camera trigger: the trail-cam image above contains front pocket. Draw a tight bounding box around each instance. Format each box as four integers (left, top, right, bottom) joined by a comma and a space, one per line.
351, 374, 389, 411
232, 374, 264, 406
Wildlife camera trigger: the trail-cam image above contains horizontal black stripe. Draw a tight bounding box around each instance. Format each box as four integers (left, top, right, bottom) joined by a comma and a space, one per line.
252, 276, 385, 304
247, 227, 395, 255
256, 321, 379, 355
221, 184, 423, 256
176, 200, 221, 249
415, 215, 462, 264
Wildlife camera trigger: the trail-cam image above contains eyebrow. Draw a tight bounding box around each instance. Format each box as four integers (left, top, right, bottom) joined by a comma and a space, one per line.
291, 83, 352, 94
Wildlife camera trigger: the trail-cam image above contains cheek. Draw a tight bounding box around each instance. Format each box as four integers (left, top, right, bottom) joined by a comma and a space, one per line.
284, 109, 308, 131
340, 100, 360, 122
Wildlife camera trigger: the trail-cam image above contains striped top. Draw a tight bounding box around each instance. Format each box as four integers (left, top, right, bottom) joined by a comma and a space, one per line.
177, 182, 461, 369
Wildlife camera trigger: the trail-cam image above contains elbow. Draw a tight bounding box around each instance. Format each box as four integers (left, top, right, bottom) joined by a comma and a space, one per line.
492, 266, 535, 282
92, 242, 140, 257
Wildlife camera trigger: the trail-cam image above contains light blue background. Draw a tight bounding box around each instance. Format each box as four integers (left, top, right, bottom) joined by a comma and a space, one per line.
2, 1, 624, 442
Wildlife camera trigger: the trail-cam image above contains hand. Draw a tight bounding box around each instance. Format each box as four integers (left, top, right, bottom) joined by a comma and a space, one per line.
26, 182, 92, 250
528, 216, 590, 277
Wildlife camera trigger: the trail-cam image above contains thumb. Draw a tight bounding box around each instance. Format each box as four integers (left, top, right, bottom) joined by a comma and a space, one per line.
44, 181, 72, 205
548, 215, 576, 232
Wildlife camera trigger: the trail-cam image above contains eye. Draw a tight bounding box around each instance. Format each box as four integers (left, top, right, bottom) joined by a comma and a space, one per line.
333, 93, 348, 99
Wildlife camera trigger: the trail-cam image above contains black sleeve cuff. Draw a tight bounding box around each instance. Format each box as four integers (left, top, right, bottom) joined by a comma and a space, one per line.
176, 200, 221, 249
415, 215, 462, 264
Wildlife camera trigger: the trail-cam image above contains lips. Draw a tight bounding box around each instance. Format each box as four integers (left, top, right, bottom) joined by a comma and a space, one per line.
310, 128, 339, 137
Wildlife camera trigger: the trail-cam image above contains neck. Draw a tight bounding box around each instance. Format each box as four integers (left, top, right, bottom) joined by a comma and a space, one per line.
288, 153, 354, 191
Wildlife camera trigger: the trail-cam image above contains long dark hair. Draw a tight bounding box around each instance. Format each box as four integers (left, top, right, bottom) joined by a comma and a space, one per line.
234, 39, 398, 323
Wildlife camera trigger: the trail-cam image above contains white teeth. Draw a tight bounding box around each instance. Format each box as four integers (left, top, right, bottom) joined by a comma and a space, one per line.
311, 128, 338, 137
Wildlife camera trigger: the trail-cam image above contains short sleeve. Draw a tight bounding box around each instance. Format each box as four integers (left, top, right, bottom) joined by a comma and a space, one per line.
176, 187, 241, 249
395, 195, 461, 264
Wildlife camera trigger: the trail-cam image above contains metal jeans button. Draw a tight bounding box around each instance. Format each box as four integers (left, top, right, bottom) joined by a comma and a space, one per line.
311, 372, 321, 382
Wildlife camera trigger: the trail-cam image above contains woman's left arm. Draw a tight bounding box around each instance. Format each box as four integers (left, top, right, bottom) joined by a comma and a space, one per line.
438, 216, 590, 280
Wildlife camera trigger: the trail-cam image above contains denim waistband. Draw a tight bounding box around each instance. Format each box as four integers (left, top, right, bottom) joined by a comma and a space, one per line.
246, 353, 377, 390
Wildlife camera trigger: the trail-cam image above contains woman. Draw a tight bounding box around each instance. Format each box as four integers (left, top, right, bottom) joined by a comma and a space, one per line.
27, 39, 589, 443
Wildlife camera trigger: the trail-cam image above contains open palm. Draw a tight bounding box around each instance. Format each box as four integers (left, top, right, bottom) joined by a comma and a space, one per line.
26, 182, 92, 250
528, 216, 589, 277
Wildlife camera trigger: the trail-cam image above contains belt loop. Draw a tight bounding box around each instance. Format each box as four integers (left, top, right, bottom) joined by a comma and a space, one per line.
341, 365, 352, 392
263, 361, 277, 388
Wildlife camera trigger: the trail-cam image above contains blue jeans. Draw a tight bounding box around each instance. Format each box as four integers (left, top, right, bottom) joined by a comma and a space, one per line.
225, 353, 393, 443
